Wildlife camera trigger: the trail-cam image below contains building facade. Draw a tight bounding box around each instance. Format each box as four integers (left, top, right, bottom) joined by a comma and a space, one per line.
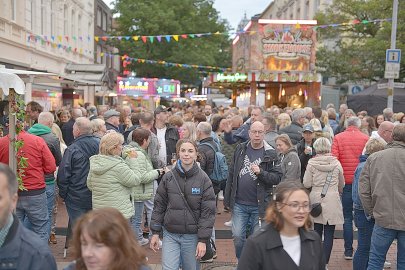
261, 0, 332, 20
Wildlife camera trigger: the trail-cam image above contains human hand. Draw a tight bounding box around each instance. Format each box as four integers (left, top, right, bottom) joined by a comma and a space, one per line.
150, 234, 160, 252
251, 164, 260, 174
127, 150, 138, 159
223, 120, 232, 133
163, 166, 170, 173
195, 242, 206, 259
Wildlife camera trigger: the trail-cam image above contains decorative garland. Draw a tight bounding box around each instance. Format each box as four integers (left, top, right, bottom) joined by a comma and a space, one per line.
9, 93, 27, 191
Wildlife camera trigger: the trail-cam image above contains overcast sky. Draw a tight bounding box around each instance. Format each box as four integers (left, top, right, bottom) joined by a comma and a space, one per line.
102, 0, 271, 31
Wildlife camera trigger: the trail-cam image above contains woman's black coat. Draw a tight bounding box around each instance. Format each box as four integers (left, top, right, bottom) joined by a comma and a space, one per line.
238, 223, 325, 270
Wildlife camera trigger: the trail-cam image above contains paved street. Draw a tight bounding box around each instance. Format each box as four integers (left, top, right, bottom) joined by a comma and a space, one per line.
50, 198, 398, 270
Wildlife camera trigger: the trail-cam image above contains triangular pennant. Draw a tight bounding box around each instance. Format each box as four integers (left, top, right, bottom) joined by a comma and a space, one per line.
352, 19, 360, 24
196, 34, 202, 37
125, 36, 130, 40
65, 36, 69, 42
141, 36, 147, 43
51, 36, 55, 41
149, 36, 154, 43
87, 35, 91, 41
100, 52, 104, 57
214, 31, 220, 35
181, 34, 187, 39
118, 36, 122, 40
79, 48, 83, 54
165, 35, 171, 42
157, 36, 162, 42
95, 36, 99, 42
189, 34, 195, 38
295, 22, 301, 29
79, 36, 83, 41
101, 36, 108, 41
73, 36, 77, 41
173, 35, 179, 41
133, 36, 139, 41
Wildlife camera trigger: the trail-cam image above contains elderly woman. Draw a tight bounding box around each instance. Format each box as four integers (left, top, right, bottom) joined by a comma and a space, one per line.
91, 118, 107, 138
87, 132, 144, 221
277, 113, 292, 131
303, 137, 344, 267
275, 134, 301, 181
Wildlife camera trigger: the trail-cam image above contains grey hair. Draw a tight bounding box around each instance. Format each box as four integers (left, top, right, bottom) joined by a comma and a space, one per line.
291, 109, 305, 122
313, 137, 331, 154
74, 117, 93, 135
346, 117, 361, 128
91, 118, 106, 134
196, 121, 212, 135
392, 124, 405, 143
38, 112, 54, 127
72, 108, 83, 119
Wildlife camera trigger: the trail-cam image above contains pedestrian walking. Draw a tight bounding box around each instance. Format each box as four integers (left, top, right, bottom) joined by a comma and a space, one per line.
275, 134, 301, 181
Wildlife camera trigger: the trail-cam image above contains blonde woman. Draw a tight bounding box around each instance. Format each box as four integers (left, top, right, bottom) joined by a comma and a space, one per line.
91, 118, 107, 138
87, 132, 145, 220
275, 134, 301, 181
180, 121, 197, 141
277, 113, 292, 130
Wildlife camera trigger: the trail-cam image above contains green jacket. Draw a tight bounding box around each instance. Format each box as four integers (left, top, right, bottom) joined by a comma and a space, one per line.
129, 142, 159, 201
87, 154, 146, 219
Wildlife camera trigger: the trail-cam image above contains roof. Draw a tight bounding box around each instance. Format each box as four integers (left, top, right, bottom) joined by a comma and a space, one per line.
65, 63, 107, 73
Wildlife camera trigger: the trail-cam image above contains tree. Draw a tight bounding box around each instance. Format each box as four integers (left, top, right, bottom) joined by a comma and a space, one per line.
315, 0, 405, 84
110, 0, 232, 85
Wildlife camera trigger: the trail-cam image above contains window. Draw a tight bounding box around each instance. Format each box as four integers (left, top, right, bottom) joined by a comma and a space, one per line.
314, 0, 320, 15
96, 45, 102, 63
28, 0, 34, 30
11, 0, 16, 21
51, 0, 56, 35
71, 9, 75, 37
97, 7, 102, 27
304, 0, 309, 19
64, 5, 68, 35
102, 11, 107, 31
41, 0, 46, 34
78, 14, 82, 38
108, 17, 112, 32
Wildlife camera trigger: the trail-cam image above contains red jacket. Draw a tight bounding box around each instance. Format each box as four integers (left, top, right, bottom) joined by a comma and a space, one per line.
0, 131, 56, 191
332, 126, 369, 184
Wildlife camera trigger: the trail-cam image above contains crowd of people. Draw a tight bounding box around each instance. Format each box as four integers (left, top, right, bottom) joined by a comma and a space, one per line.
0, 100, 404, 270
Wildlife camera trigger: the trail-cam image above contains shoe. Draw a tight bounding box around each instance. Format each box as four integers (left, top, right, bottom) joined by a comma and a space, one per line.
200, 257, 214, 263
218, 191, 224, 201
49, 232, 57, 244
344, 253, 353, 260
224, 220, 232, 227
223, 206, 230, 213
142, 226, 150, 234
138, 238, 149, 246
213, 250, 217, 259
159, 240, 163, 248
384, 261, 392, 268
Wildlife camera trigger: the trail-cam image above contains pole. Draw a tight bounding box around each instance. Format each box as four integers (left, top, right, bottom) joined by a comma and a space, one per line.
387, 0, 398, 109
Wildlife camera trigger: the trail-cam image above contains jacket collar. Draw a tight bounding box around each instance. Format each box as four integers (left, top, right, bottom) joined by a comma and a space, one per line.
387, 141, 405, 149
243, 140, 274, 151
199, 137, 214, 144
264, 223, 317, 250
174, 162, 200, 178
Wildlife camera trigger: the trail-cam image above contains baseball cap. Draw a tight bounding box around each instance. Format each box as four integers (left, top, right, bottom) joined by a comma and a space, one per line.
303, 124, 314, 133
154, 105, 168, 115
104, 109, 120, 120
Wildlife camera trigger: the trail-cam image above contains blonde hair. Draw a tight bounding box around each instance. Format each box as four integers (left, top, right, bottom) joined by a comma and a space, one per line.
277, 113, 292, 129
182, 121, 197, 141
51, 123, 66, 145
99, 132, 124, 156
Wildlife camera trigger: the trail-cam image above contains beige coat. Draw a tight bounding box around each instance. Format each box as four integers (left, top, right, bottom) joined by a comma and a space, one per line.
303, 154, 345, 225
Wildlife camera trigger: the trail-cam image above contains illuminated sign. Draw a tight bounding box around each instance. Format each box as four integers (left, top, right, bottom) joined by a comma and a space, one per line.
216, 73, 248, 82
117, 77, 180, 97
255, 72, 321, 82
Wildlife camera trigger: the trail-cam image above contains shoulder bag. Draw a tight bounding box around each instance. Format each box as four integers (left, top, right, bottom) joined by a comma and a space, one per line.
310, 170, 334, 218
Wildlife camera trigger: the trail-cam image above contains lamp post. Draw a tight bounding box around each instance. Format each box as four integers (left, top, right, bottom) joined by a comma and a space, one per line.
387, 0, 399, 109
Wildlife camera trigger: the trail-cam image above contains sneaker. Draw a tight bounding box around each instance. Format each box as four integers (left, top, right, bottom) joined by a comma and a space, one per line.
224, 220, 232, 227
49, 232, 57, 244
200, 257, 214, 263
218, 191, 224, 201
344, 253, 353, 260
138, 238, 149, 246
213, 250, 217, 259
384, 261, 392, 268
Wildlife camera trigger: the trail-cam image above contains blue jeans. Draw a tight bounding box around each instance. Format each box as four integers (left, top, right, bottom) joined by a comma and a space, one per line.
16, 192, 49, 242
314, 223, 335, 264
342, 184, 353, 255
162, 228, 200, 270
368, 224, 405, 270
132, 201, 145, 241
65, 200, 90, 229
353, 209, 375, 270
232, 202, 260, 259
45, 183, 56, 236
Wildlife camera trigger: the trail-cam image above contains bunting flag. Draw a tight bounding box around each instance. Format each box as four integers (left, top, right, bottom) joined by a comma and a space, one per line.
27, 34, 93, 55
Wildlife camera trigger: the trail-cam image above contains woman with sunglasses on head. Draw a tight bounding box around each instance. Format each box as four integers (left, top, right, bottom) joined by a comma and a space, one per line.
238, 181, 325, 270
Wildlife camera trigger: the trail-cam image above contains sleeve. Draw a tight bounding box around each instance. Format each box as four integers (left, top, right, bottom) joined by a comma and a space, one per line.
150, 174, 169, 234
57, 148, 73, 199
331, 137, 340, 160
51, 137, 62, 166
257, 153, 283, 187
283, 154, 301, 180
359, 159, 373, 216
197, 147, 208, 171
237, 237, 263, 270
303, 164, 313, 189
224, 145, 238, 208
115, 159, 143, 187
148, 135, 165, 169
41, 140, 56, 174
338, 164, 345, 193
197, 175, 216, 242
224, 130, 239, 145
31, 253, 57, 270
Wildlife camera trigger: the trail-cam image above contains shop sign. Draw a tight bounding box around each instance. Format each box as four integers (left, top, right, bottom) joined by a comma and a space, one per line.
255, 72, 321, 82
216, 73, 248, 82
156, 80, 180, 97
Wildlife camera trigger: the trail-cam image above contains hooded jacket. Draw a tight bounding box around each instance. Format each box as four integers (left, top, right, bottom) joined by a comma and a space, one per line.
87, 154, 147, 219
303, 154, 345, 225
280, 148, 301, 181
28, 124, 62, 184
278, 121, 303, 145
128, 141, 159, 201
150, 162, 216, 242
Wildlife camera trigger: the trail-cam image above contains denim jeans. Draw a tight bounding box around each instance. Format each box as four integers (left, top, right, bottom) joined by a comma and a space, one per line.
342, 184, 353, 255
65, 200, 90, 229
368, 224, 405, 270
232, 202, 260, 259
144, 180, 157, 238
353, 209, 374, 270
162, 228, 200, 270
16, 192, 49, 242
45, 183, 56, 236
132, 201, 145, 241
314, 223, 336, 264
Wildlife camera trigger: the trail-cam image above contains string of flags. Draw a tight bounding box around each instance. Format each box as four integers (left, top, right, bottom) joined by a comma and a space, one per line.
27, 18, 392, 45
27, 34, 93, 55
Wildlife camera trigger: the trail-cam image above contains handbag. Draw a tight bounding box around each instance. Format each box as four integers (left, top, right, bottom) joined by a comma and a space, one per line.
310, 170, 334, 218
171, 172, 215, 260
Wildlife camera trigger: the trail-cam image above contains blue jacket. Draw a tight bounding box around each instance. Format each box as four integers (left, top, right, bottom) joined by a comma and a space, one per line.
0, 215, 57, 270
57, 134, 100, 210
224, 121, 251, 144
352, 154, 368, 210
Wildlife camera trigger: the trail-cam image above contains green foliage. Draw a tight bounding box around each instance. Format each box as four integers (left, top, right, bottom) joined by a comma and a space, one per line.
315, 0, 405, 84
110, 0, 232, 84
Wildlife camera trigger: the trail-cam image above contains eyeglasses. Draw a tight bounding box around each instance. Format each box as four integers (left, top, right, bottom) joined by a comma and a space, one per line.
250, 130, 264, 135
384, 129, 393, 133
280, 202, 311, 212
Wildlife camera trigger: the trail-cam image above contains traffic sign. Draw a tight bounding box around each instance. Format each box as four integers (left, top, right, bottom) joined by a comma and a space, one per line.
385, 62, 400, 79
386, 49, 401, 63
395, 82, 405, 88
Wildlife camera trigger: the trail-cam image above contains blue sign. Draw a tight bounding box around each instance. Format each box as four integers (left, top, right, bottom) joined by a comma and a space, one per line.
386, 49, 401, 63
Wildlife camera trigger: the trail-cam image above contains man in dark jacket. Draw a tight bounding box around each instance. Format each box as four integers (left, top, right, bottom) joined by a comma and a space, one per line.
28, 112, 62, 241
196, 122, 216, 183
104, 109, 122, 133
152, 105, 179, 166
278, 108, 306, 145
296, 124, 316, 181
62, 108, 82, 146
57, 117, 100, 226
224, 121, 282, 259
0, 164, 57, 270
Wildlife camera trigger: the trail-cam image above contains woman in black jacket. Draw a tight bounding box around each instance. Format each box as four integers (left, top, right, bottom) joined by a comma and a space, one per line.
150, 139, 216, 270
238, 181, 325, 270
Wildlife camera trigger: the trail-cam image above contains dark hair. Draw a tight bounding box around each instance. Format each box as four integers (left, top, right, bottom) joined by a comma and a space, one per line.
176, 138, 198, 156
193, 113, 207, 124
313, 107, 322, 119
363, 116, 376, 134
265, 181, 311, 231
211, 115, 225, 132
132, 128, 151, 146
0, 163, 18, 195
262, 115, 277, 130
71, 208, 147, 270
130, 113, 142, 126
139, 111, 154, 125
26, 101, 43, 113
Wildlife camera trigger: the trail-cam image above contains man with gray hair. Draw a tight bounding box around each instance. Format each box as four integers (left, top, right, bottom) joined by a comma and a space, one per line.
62, 108, 83, 146
382, 107, 394, 122
57, 117, 100, 227
359, 124, 405, 269
332, 116, 369, 260
197, 122, 217, 183
278, 108, 306, 145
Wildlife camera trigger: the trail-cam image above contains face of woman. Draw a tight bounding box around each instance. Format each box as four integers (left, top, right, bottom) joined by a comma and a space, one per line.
81, 230, 114, 270
178, 142, 197, 166
181, 126, 189, 139
361, 118, 369, 127
279, 190, 310, 229
112, 143, 123, 156
377, 115, 384, 125
124, 117, 132, 126
60, 114, 69, 123
276, 140, 289, 154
